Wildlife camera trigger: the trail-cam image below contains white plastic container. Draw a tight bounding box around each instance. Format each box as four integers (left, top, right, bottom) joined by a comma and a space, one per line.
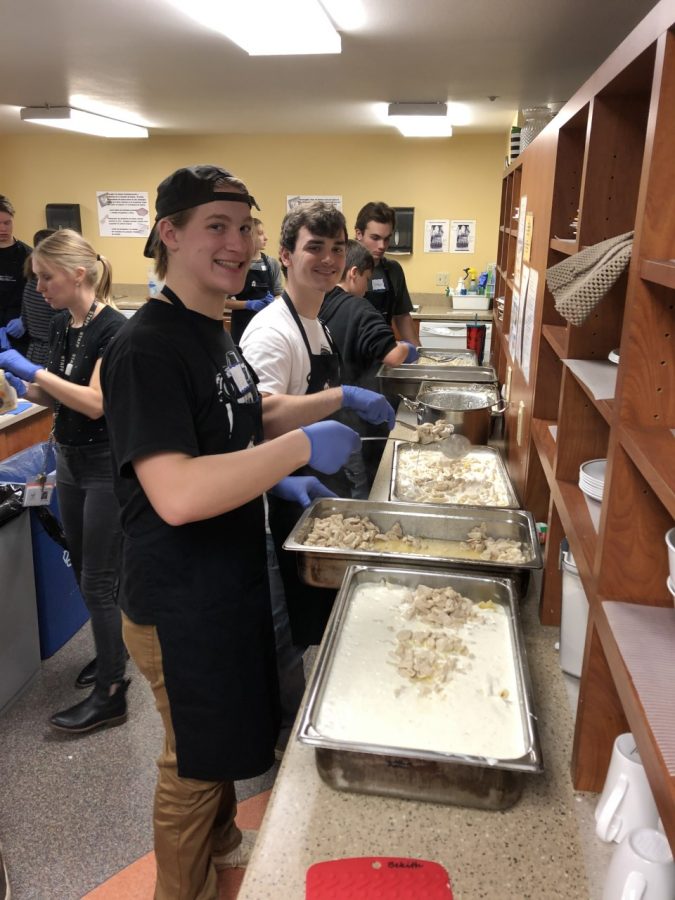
560, 548, 589, 677
451, 294, 491, 311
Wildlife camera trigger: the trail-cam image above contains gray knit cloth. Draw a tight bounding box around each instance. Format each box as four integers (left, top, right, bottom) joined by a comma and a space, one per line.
546, 231, 633, 326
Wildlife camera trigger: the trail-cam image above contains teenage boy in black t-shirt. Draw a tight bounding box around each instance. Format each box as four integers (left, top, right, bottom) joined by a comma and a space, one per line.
354, 201, 418, 346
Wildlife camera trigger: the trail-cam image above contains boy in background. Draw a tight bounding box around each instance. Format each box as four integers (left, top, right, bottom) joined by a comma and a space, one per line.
320, 240, 418, 495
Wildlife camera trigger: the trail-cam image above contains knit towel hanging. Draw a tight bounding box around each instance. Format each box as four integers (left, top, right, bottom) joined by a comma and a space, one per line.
546, 231, 634, 326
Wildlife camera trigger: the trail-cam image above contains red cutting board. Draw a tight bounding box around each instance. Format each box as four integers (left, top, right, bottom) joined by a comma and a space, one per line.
306, 857, 453, 899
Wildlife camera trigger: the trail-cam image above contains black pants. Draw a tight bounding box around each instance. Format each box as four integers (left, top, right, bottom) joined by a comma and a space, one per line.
56, 443, 125, 688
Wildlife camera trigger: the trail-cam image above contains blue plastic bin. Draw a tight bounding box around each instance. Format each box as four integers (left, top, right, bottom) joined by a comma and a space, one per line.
0, 443, 89, 659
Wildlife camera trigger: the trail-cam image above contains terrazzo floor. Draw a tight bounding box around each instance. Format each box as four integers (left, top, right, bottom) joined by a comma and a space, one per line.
0, 624, 280, 900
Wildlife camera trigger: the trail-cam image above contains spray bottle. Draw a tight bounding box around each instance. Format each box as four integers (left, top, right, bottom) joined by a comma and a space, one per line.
467, 267, 478, 292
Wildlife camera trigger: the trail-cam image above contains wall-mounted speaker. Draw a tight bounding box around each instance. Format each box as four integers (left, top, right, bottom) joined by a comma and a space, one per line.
45, 203, 82, 233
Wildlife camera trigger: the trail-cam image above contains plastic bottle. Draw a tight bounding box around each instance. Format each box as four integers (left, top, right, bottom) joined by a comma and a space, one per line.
455, 275, 464, 294
468, 267, 478, 293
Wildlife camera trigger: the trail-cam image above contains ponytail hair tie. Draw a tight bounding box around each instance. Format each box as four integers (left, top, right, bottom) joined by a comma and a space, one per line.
96, 253, 101, 261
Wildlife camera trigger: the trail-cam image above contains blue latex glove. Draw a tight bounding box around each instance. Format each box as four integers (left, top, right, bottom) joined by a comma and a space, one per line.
3, 371, 27, 397
0, 349, 42, 382
402, 341, 419, 364
300, 421, 360, 474
341, 385, 396, 430
245, 292, 274, 312
269, 475, 337, 508
0, 328, 9, 351
5, 317, 26, 339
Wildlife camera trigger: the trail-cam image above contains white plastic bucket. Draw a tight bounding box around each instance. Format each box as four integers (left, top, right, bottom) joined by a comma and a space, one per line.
560, 549, 589, 677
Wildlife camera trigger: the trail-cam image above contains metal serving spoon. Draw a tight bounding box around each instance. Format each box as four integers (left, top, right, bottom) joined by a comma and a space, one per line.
361, 431, 471, 459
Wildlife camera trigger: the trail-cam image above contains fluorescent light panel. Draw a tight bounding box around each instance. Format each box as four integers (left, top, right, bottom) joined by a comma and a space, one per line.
20, 106, 148, 138
382, 102, 453, 138
167, 0, 341, 55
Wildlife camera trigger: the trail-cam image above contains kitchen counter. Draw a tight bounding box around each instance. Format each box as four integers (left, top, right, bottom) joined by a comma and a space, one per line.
0, 401, 51, 459
412, 303, 493, 322
239, 429, 610, 899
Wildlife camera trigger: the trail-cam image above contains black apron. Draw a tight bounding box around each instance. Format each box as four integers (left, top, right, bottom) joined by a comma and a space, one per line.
267, 293, 346, 648
230, 252, 275, 345
153, 286, 280, 781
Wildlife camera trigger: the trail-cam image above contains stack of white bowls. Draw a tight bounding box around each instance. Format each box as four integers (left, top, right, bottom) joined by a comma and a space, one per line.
579, 458, 606, 501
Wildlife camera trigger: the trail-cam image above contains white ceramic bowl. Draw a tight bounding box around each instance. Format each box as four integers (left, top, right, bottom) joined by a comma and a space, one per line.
667, 576, 675, 606
666, 527, 675, 584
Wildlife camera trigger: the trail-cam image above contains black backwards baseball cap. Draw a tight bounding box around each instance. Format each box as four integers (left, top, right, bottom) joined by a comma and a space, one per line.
143, 164, 260, 257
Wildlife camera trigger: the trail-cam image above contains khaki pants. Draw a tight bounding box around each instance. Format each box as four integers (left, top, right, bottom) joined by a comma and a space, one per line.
123, 614, 242, 900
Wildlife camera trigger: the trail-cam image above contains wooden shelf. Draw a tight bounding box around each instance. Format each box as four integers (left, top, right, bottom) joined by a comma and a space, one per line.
552, 478, 598, 592
640, 257, 675, 288
549, 237, 578, 255
542, 324, 568, 359
620, 424, 675, 518
495, 2, 675, 852
597, 601, 675, 838
563, 359, 617, 424
531, 417, 557, 483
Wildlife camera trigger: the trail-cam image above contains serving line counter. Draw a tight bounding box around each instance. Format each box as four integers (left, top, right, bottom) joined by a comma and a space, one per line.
239, 418, 608, 899
0, 401, 51, 460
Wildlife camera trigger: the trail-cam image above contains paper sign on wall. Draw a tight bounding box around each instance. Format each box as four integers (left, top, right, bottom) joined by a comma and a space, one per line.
424, 220, 449, 253
286, 195, 342, 211
450, 220, 476, 253
97, 191, 150, 237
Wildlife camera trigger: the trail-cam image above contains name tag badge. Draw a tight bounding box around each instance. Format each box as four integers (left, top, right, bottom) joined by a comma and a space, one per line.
371, 278, 386, 291
23, 482, 55, 507
227, 362, 250, 393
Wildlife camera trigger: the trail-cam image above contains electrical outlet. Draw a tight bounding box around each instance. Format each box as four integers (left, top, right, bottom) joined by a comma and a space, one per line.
435, 272, 449, 286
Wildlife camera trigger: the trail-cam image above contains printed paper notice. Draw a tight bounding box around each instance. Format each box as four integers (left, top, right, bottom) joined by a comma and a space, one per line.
97, 192, 150, 237
424, 219, 449, 253
523, 212, 534, 262
286, 195, 342, 212
513, 196, 527, 289
520, 267, 538, 383
450, 220, 476, 253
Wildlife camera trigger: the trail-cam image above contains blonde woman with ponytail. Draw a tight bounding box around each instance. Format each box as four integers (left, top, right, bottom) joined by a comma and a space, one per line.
0, 228, 129, 732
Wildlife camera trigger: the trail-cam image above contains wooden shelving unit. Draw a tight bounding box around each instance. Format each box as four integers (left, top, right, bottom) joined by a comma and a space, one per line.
491, 1, 675, 851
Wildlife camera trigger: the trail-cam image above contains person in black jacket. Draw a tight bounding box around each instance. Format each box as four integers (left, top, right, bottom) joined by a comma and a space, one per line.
320, 240, 418, 495
0, 195, 31, 354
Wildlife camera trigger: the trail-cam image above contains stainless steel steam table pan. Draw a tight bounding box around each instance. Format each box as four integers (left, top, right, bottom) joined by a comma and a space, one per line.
296, 564, 543, 810
377, 361, 497, 400
283, 497, 541, 592
390, 443, 519, 508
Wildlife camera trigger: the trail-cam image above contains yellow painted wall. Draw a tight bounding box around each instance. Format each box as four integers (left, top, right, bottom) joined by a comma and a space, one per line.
1, 131, 506, 291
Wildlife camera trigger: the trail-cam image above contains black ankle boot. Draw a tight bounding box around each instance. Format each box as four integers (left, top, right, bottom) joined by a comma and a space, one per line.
49, 679, 130, 733
75, 657, 98, 689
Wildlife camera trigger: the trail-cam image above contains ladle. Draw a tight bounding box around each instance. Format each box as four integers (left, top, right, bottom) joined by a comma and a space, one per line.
360, 432, 471, 459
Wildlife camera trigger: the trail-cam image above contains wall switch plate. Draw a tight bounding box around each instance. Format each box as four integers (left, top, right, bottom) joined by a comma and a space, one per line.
435, 272, 449, 286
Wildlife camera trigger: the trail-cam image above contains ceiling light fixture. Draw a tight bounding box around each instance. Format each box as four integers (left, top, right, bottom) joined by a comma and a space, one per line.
166, 0, 341, 55
20, 106, 148, 138
386, 102, 453, 138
